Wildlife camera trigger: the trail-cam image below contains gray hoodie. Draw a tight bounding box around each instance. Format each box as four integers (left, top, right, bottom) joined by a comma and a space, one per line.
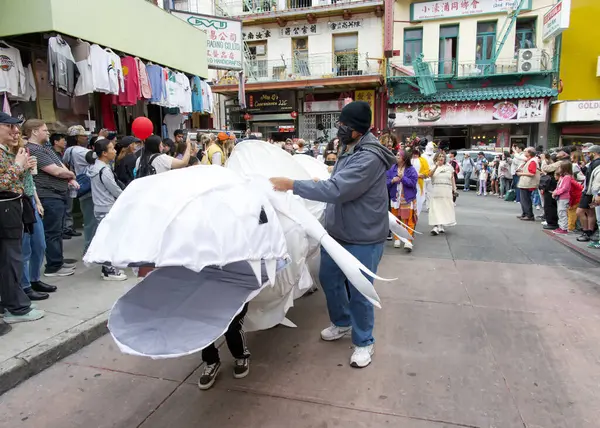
293, 132, 396, 245
87, 159, 122, 214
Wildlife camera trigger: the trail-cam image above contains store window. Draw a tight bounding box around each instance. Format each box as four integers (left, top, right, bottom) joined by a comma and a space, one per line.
292, 37, 309, 76
439, 25, 458, 75
515, 18, 536, 54
247, 41, 268, 79
476, 22, 496, 65
403, 28, 423, 65
333, 33, 358, 76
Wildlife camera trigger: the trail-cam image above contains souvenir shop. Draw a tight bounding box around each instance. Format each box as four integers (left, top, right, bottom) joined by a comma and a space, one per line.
0, 0, 210, 138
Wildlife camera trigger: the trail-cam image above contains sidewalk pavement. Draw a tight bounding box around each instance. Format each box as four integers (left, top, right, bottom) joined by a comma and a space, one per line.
0, 236, 137, 395
545, 230, 600, 264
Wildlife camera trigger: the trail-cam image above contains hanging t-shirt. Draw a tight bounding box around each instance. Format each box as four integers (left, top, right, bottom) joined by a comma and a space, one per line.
48, 36, 77, 96
190, 76, 203, 113
136, 58, 152, 99
200, 80, 210, 113
89, 44, 111, 93
206, 83, 214, 114
165, 69, 179, 108
146, 64, 166, 104
163, 113, 184, 140
73, 40, 93, 96
0, 44, 26, 97
118, 56, 139, 106
177, 72, 192, 113
106, 50, 124, 96
11, 64, 36, 102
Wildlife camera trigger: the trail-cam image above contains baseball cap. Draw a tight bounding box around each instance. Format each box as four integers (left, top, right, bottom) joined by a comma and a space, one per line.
67, 125, 90, 137
118, 136, 141, 148
217, 132, 229, 141
0, 112, 22, 125
588, 145, 600, 154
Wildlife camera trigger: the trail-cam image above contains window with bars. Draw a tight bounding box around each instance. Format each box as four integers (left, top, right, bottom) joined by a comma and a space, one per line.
333, 33, 359, 76
292, 37, 310, 76
300, 113, 339, 141
247, 42, 268, 78
403, 28, 423, 66
515, 18, 536, 54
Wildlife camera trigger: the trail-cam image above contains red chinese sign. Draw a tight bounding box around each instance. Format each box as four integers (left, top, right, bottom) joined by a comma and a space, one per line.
411, 0, 530, 21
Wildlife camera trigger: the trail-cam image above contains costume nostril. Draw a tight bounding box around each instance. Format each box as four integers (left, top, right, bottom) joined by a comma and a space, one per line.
259, 206, 268, 225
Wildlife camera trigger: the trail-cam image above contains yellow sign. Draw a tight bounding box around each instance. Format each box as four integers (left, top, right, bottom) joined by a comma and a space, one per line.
355, 90, 375, 125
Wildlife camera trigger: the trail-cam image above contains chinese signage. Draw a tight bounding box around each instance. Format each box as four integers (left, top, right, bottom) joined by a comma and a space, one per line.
242, 28, 272, 41
172, 11, 242, 70
327, 19, 363, 32
542, 0, 571, 41
355, 90, 375, 126
247, 91, 296, 113
551, 100, 600, 123
279, 24, 321, 38
410, 0, 531, 21
394, 99, 547, 127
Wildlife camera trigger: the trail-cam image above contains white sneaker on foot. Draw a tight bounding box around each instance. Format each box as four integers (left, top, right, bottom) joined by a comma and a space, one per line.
102, 267, 128, 281
350, 344, 374, 368
321, 324, 351, 341
439, 225, 445, 234
404, 241, 413, 252
44, 268, 74, 277
393, 239, 401, 248
4, 309, 45, 324
431, 226, 439, 236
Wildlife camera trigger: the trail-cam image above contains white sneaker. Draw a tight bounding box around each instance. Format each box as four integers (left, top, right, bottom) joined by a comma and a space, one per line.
439, 225, 445, 234
541, 221, 548, 226
102, 267, 128, 281
431, 226, 439, 236
404, 241, 413, 252
393, 239, 401, 248
44, 268, 75, 277
4, 309, 45, 324
321, 324, 351, 341
350, 344, 374, 368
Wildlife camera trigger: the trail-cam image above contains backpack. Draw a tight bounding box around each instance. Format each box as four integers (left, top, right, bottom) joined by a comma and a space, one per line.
135, 153, 162, 178
99, 167, 126, 191
67, 149, 92, 197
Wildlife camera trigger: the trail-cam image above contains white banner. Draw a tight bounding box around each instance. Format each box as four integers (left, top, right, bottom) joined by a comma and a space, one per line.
411, 0, 527, 21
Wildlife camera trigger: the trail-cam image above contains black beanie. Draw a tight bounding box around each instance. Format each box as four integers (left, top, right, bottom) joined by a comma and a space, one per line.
339, 101, 371, 135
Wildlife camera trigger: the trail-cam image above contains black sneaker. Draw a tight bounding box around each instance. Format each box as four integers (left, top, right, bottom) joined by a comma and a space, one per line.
0, 320, 12, 337
233, 358, 250, 379
198, 362, 221, 390
65, 229, 82, 237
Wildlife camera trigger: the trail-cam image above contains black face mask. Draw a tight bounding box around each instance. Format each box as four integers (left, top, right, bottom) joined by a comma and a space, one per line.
337, 124, 354, 146
324, 160, 336, 166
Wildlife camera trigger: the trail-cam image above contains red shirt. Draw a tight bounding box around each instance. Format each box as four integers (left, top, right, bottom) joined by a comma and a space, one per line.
117, 56, 139, 106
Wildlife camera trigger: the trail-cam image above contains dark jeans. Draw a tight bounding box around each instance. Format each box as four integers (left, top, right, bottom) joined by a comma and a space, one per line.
513, 176, 521, 202
0, 237, 31, 315
463, 171, 472, 190
40, 196, 67, 273
202, 303, 250, 365
520, 189, 534, 219
543, 190, 558, 227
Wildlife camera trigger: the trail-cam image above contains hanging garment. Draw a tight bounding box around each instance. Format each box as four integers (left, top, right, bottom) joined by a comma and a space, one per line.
190, 76, 203, 113
48, 36, 77, 96
118, 56, 139, 106
88, 44, 111, 93
11, 64, 36, 102
73, 40, 94, 96
146, 64, 166, 105
0, 43, 26, 97
100, 93, 117, 131
200, 80, 210, 113
163, 113, 184, 139
165, 69, 179, 108
106, 50, 124, 96
177, 72, 192, 113
206, 82, 214, 114
136, 58, 152, 99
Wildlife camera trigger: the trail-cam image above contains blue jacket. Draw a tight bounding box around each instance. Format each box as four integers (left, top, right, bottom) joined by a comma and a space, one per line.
293, 132, 396, 245
386, 164, 418, 203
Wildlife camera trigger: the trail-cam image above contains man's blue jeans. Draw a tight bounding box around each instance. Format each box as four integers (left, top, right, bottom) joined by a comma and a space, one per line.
80, 194, 97, 255
21, 197, 46, 290
463, 171, 472, 191
532, 189, 541, 207
512, 176, 521, 202
40, 197, 67, 273
319, 242, 384, 347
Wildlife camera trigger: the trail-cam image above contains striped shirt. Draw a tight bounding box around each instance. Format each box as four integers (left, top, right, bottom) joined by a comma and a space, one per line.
26, 142, 68, 199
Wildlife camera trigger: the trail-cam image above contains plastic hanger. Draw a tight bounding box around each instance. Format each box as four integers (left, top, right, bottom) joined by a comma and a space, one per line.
0, 40, 13, 48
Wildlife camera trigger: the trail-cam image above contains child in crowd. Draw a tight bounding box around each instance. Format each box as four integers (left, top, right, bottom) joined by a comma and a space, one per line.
478, 164, 489, 196
568, 165, 584, 232
490, 160, 499, 195
552, 161, 572, 234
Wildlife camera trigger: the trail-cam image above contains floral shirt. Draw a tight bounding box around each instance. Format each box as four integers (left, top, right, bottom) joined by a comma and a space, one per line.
0, 144, 25, 195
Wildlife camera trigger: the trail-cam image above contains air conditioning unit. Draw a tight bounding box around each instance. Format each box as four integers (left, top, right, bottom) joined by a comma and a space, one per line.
518, 48, 542, 73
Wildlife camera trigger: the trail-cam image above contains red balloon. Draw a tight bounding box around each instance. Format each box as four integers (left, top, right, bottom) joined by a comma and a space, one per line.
131, 117, 154, 140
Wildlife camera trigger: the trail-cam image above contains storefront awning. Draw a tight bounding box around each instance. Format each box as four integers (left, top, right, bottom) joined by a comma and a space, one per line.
388, 85, 557, 105
0, 0, 208, 78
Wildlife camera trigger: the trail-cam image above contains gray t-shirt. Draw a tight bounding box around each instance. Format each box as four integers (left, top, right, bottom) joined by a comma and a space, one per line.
63, 145, 91, 176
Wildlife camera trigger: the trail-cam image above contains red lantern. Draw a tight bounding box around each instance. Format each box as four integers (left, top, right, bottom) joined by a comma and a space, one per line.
290, 111, 298, 119
131, 117, 154, 140
243, 113, 252, 121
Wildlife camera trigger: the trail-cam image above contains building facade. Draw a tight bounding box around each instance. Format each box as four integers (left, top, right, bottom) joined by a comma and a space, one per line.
388, 0, 558, 151
550, 0, 600, 147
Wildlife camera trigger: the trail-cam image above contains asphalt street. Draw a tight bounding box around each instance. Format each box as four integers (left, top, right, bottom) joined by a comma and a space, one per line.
2, 192, 600, 428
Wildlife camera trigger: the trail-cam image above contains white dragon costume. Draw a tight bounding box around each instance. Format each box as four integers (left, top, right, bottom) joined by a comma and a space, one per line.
84, 140, 411, 359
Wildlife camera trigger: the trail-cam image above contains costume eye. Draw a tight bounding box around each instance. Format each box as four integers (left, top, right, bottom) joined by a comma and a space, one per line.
259, 206, 268, 225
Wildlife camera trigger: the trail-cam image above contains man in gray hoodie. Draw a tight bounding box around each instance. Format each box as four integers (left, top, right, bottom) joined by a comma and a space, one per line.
270, 101, 396, 368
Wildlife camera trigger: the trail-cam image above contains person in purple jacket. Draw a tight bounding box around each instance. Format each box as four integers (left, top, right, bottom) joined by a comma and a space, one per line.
387, 148, 419, 252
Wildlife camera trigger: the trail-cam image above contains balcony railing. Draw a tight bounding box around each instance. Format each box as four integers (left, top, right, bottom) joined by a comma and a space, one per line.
389, 52, 558, 80
243, 52, 381, 83
217, 0, 380, 17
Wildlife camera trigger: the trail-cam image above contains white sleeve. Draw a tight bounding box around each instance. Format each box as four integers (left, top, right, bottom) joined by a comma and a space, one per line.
211, 152, 222, 166
158, 154, 174, 171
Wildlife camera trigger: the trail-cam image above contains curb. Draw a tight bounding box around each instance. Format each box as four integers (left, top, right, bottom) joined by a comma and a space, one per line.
0, 311, 109, 396
544, 230, 600, 265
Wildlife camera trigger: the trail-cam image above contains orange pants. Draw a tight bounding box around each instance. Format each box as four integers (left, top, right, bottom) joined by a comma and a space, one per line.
391, 206, 417, 237
568, 205, 578, 231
